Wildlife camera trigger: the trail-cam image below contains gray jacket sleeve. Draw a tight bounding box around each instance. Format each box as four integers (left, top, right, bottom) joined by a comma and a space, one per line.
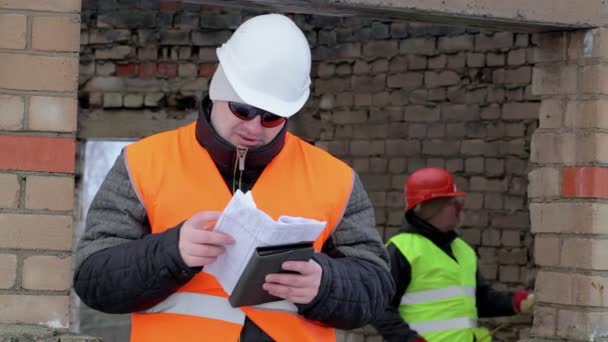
298, 173, 395, 329
73, 152, 197, 313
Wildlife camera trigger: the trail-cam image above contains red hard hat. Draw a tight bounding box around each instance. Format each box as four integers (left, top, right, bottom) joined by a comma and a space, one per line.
404, 167, 465, 210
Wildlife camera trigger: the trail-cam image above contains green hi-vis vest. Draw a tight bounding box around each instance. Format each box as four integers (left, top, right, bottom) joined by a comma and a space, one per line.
388, 233, 492, 342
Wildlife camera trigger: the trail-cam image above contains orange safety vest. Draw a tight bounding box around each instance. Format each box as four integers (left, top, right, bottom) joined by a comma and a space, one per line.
124, 122, 354, 342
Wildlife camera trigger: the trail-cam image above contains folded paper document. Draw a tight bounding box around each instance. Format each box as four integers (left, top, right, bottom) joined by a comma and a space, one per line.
205, 190, 326, 305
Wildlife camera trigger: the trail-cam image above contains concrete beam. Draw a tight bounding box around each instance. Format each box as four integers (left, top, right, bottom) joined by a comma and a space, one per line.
186, 0, 603, 31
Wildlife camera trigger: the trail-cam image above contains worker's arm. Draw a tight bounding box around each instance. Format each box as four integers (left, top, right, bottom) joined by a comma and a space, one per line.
475, 271, 517, 317
296, 173, 395, 330
73, 152, 198, 313
371, 244, 425, 342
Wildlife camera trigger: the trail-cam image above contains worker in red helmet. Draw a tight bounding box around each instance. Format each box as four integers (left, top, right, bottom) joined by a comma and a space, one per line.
372, 167, 534, 342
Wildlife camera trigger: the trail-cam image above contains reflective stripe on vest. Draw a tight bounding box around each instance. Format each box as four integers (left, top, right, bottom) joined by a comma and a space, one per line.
410, 317, 477, 334
142, 292, 299, 323
400, 286, 475, 305
142, 292, 246, 325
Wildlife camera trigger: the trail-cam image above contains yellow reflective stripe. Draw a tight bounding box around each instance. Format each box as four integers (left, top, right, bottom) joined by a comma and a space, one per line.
141, 292, 246, 325
410, 317, 477, 334
400, 286, 475, 305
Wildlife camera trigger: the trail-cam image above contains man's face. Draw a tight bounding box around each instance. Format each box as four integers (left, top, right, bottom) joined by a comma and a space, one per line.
210, 100, 286, 149
432, 197, 465, 231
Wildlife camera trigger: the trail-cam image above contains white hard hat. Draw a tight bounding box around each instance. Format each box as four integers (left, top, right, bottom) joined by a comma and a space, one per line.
209, 14, 311, 118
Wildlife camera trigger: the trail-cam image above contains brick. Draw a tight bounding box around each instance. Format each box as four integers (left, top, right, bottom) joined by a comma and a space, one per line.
528, 167, 560, 198
333, 111, 366, 125
0, 173, 19, 208
0, 53, 78, 92
486, 53, 505, 66
116, 63, 138, 77
499, 265, 519, 283
0, 254, 16, 289
534, 236, 560, 266
566, 99, 608, 129
0, 136, 74, 173
362, 41, 398, 58
0, 295, 69, 327
404, 105, 439, 122
504, 196, 524, 211
464, 158, 483, 174
484, 193, 503, 209
386, 140, 420, 156
22, 255, 71, 291
89, 29, 131, 44
441, 104, 480, 122
445, 158, 463, 173
482, 229, 501, 247
461, 140, 499, 156
349, 141, 384, 156
475, 32, 513, 51
501, 230, 522, 247
178, 63, 197, 78
368, 58, 388, 76
557, 310, 608, 340
95, 45, 134, 60
539, 98, 564, 129
573, 274, 608, 307
533, 306, 557, 337
387, 73, 423, 90
461, 228, 480, 245
422, 140, 460, 156
0, 14, 26, 49
504, 67, 532, 84
562, 167, 608, 199
491, 213, 529, 229
507, 49, 527, 66
424, 71, 460, 88
198, 63, 218, 78
0, 94, 24, 131
531, 203, 608, 234
532, 32, 566, 63
428, 55, 446, 69
103, 93, 122, 108
561, 238, 608, 270
192, 31, 232, 46
498, 248, 528, 265
0, 0, 80, 12
407, 55, 427, 70
138, 46, 157, 60
388, 56, 407, 73
157, 63, 178, 77
32, 16, 80, 52
438, 35, 473, 52
95, 61, 115, 76
501, 102, 540, 120
399, 38, 436, 56
480, 105, 500, 120
29, 96, 77, 132
530, 131, 575, 164
144, 93, 164, 107
0, 214, 71, 250
478, 263, 497, 280
351, 75, 386, 92
536, 271, 572, 305
466, 53, 485, 67
440, 55, 461, 71
388, 158, 407, 174
532, 64, 578, 96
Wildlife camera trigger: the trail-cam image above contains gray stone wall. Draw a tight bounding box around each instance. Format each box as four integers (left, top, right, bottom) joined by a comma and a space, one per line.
77, 1, 537, 340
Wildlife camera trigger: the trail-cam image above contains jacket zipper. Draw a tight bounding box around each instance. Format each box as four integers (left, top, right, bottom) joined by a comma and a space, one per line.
232, 148, 248, 193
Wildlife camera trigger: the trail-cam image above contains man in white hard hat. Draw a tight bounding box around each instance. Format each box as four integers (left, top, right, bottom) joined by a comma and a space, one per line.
372, 167, 535, 342
74, 14, 394, 341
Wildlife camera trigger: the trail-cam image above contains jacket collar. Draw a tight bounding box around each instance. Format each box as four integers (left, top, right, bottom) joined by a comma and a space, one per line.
195, 97, 286, 178
402, 210, 458, 247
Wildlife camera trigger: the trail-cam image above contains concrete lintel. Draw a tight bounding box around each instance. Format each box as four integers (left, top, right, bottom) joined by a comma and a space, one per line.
186, 0, 603, 32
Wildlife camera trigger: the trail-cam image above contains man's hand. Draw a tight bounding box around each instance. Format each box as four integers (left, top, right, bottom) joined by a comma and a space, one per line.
178, 211, 235, 267
263, 259, 322, 304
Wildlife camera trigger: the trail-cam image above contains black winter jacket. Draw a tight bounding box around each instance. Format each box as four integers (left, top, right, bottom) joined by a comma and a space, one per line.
73, 98, 394, 341
371, 211, 516, 342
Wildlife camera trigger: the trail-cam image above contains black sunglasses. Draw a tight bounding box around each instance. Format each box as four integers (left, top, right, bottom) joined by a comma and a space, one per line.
228, 102, 286, 128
